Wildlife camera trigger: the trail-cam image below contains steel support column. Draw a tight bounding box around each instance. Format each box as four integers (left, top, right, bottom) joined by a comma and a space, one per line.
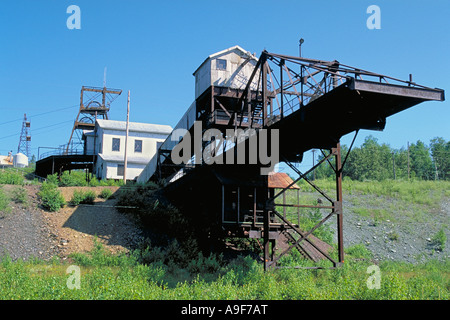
334, 142, 345, 264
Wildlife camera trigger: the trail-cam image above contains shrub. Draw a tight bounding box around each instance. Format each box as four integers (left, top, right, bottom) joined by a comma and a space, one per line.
11, 186, 28, 205
38, 182, 65, 212
70, 190, 96, 205
99, 188, 113, 199
82, 190, 96, 204
59, 171, 88, 187
431, 228, 447, 251
0, 169, 25, 185
187, 252, 224, 274
46, 173, 59, 185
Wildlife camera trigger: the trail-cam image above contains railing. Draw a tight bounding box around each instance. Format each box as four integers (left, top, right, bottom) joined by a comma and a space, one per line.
233, 51, 437, 128
38, 146, 86, 160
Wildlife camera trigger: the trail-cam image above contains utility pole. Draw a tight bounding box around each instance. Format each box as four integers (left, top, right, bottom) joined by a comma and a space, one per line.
123, 90, 130, 183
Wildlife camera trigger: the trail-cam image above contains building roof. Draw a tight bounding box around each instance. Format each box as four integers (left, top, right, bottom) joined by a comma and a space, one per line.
193, 45, 258, 76
268, 172, 300, 189
96, 119, 172, 135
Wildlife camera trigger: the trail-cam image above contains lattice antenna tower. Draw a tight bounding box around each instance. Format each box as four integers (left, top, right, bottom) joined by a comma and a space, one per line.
17, 113, 31, 156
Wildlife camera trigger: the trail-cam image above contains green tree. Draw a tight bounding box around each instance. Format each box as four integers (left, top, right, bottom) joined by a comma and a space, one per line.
409, 140, 433, 180
344, 136, 392, 181
430, 137, 449, 180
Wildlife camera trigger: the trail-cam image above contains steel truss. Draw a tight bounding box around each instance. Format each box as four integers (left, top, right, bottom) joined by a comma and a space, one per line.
260, 138, 357, 270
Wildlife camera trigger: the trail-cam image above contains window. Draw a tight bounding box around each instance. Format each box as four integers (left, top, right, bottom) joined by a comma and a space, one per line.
216, 59, 227, 71
117, 164, 124, 176
134, 139, 143, 153
112, 138, 120, 152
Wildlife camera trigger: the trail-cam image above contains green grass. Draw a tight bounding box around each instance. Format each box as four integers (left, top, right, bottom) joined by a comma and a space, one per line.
1, 178, 449, 300
296, 179, 449, 207
0, 187, 11, 215
0, 241, 448, 300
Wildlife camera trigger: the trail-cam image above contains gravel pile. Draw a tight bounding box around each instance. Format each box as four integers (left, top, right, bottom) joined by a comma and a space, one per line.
335, 194, 450, 263
0, 185, 60, 261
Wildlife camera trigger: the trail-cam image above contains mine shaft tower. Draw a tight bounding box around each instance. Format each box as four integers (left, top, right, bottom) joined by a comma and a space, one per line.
66, 86, 122, 154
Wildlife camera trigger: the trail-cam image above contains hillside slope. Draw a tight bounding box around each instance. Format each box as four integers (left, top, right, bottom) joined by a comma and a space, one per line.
0, 181, 448, 264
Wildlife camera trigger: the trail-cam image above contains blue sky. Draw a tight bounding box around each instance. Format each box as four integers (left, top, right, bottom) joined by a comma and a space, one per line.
0, 0, 448, 169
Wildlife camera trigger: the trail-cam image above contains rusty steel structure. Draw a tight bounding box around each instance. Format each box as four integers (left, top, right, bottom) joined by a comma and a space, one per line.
148, 50, 444, 270
35, 86, 122, 179
66, 86, 122, 154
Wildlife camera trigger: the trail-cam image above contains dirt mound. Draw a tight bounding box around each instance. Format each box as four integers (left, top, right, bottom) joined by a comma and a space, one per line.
44, 186, 143, 257
0, 185, 144, 261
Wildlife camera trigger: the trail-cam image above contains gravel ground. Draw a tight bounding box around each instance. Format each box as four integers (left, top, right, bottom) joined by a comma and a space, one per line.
0, 185, 144, 262
333, 194, 450, 263
0, 185, 60, 261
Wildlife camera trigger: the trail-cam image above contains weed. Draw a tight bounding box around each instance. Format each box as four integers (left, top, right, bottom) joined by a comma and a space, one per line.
387, 231, 399, 241
0, 187, 11, 215
431, 228, 447, 251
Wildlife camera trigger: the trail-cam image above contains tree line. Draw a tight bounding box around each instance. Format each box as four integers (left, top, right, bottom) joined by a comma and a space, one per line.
313, 136, 449, 181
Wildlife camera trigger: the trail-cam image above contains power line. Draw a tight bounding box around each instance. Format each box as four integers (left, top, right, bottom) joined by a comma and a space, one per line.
0, 120, 73, 140
0, 104, 78, 126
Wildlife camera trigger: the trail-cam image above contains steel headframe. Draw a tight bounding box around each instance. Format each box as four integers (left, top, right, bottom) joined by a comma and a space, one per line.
66, 86, 122, 154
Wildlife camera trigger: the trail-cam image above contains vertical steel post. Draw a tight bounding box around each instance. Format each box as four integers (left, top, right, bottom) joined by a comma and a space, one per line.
280, 59, 284, 118
335, 142, 344, 265
261, 53, 271, 271
261, 54, 268, 127
263, 192, 271, 271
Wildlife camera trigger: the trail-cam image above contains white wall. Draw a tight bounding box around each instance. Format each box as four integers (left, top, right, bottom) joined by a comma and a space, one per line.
101, 129, 166, 159
92, 124, 169, 180
194, 47, 259, 99
103, 161, 146, 180
84, 134, 96, 155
